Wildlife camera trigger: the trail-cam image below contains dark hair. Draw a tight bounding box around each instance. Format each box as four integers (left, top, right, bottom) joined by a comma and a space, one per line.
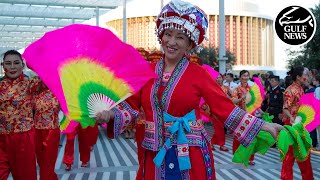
266, 71, 274, 76
291, 66, 305, 81
287, 70, 292, 76
252, 74, 259, 78
226, 73, 234, 78
3, 50, 22, 61
285, 75, 293, 88
2, 50, 24, 67
239, 70, 250, 77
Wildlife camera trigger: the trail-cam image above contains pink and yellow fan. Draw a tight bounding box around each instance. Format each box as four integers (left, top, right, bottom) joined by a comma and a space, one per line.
23, 24, 156, 131
297, 92, 320, 132
246, 77, 265, 114
58, 110, 78, 133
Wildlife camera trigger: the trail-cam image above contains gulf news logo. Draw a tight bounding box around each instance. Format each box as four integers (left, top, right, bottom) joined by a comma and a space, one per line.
275, 6, 316, 46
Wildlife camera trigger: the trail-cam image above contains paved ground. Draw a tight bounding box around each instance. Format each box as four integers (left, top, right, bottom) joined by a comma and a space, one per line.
10, 125, 320, 180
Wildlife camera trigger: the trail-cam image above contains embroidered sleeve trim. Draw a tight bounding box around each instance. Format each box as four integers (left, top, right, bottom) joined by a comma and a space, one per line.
225, 107, 265, 147
112, 101, 139, 138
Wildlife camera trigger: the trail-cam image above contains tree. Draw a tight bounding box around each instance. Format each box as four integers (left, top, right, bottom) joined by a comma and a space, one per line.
287, 5, 320, 70
197, 46, 217, 67
197, 46, 236, 68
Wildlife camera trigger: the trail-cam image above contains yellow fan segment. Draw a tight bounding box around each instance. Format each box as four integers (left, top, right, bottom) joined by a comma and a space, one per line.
59, 57, 132, 120
298, 105, 315, 126
246, 84, 262, 114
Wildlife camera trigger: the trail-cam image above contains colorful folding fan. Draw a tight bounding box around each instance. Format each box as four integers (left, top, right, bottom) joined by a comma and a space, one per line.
246, 77, 265, 114
58, 110, 78, 133
59, 115, 79, 133
297, 92, 320, 132
23, 24, 156, 130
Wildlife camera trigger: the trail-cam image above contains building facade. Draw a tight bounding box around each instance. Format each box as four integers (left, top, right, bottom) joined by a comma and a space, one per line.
103, 0, 274, 67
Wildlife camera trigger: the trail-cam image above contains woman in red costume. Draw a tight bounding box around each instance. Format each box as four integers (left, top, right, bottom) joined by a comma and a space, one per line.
0, 50, 41, 180
200, 73, 229, 151
96, 0, 283, 179
280, 66, 314, 180
63, 123, 98, 171
34, 83, 60, 180
231, 70, 255, 165
210, 74, 229, 151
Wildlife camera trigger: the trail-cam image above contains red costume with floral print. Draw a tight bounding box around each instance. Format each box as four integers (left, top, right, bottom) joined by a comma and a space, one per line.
34, 89, 60, 129
0, 75, 39, 134
34, 88, 60, 180
221, 85, 231, 98
231, 83, 255, 162
282, 82, 303, 125
0, 74, 40, 180
281, 81, 313, 180
232, 84, 250, 110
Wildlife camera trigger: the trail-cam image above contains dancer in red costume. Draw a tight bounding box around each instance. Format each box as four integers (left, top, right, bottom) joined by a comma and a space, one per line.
280, 66, 314, 180
96, 1, 283, 179
34, 83, 60, 180
200, 74, 229, 151
210, 74, 229, 151
231, 70, 255, 165
0, 50, 43, 180
63, 123, 98, 171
